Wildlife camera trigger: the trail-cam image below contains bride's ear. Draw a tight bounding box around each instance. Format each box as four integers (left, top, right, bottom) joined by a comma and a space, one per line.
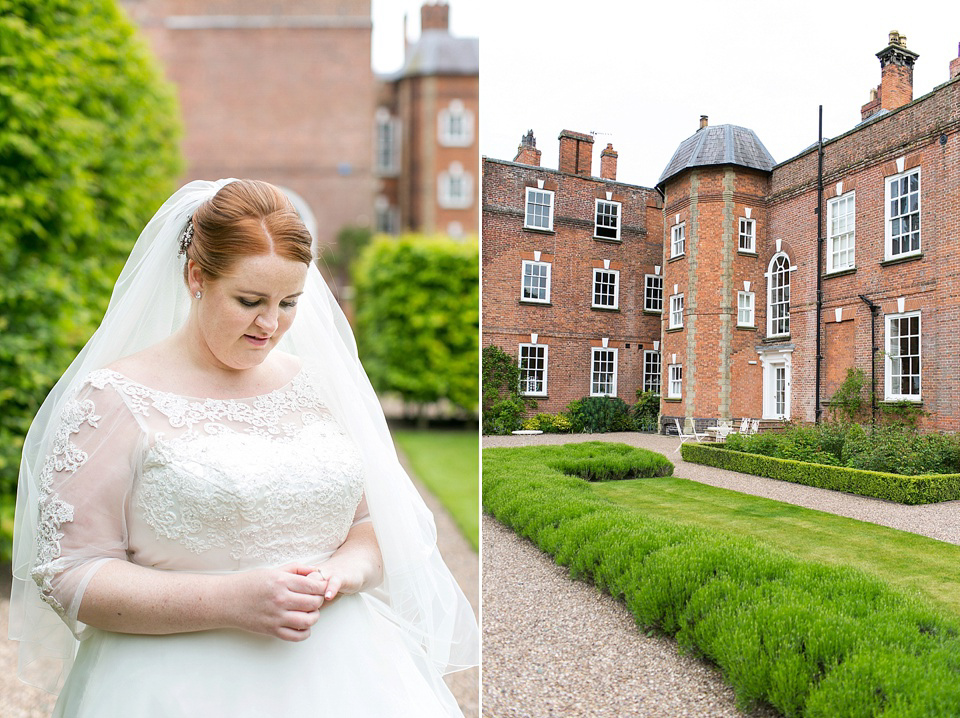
186, 259, 206, 296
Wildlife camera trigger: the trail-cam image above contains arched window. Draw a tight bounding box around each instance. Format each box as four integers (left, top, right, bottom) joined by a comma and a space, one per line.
767, 252, 791, 337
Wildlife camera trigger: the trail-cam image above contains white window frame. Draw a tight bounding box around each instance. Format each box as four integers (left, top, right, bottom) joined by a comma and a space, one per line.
374, 195, 399, 235
766, 252, 791, 337
644, 274, 663, 313
437, 162, 473, 209
437, 99, 474, 147
594, 199, 621, 240
374, 108, 400, 176
518, 343, 549, 397
671, 222, 685, 258
738, 218, 756, 253
885, 168, 921, 261
590, 347, 618, 397
520, 260, 551, 303
667, 364, 682, 399
737, 291, 755, 327
524, 188, 554, 231
669, 293, 684, 329
884, 311, 921, 401
643, 350, 661, 395
827, 191, 856, 273
592, 268, 620, 309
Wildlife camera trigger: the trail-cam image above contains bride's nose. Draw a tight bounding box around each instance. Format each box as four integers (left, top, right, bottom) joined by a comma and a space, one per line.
255, 307, 279, 333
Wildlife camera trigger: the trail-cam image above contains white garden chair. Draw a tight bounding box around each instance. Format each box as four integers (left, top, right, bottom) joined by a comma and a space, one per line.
673, 418, 707, 452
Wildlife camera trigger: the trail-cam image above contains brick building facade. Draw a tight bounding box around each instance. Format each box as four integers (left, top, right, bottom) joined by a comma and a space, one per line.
482, 131, 663, 410
121, 0, 377, 251
375, 3, 479, 238
483, 34, 960, 432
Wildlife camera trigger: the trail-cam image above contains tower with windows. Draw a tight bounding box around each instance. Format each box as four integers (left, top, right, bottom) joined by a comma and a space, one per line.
657, 120, 777, 430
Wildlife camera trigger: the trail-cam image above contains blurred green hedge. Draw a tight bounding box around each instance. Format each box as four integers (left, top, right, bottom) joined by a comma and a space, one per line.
0, 0, 182, 502
352, 235, 478, 415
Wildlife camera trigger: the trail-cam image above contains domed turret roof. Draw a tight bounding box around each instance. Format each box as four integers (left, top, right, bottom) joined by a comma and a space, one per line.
658, 124, 775, 186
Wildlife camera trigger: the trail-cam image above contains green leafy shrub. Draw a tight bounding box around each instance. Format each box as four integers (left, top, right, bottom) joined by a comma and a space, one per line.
484, 398, 527, 436
353, 235, 478, 416
633, 390, 660, 432
682, 443, 960, 504
566, 396, 636, 433
547, 441, 673, 481
722, 421, 960, 477
481, 345, 534, 434
483, 444, 960, 716
520, 413, 573, 433
827, 368, 868, 424
0, 1, 182, 515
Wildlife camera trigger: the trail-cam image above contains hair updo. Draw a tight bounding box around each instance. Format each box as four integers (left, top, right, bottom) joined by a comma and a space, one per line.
184, 179, 313, 280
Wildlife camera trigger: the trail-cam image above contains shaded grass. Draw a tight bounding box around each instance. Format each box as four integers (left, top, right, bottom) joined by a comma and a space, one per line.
394, 429, 478, 551
593, 477, 960, 618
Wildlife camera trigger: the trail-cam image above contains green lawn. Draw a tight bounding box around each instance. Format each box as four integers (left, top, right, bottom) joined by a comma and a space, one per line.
593, 477, 960, 618
393, 429, 479, 551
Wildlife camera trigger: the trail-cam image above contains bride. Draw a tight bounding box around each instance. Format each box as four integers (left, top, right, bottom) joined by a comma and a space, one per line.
9, 179, 479, 716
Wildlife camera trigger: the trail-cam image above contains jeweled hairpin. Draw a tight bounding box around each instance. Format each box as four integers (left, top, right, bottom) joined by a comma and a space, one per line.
178, 218, 195, 256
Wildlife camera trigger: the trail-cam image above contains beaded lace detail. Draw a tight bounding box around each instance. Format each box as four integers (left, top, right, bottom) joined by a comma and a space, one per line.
32, 369, 365, 606
31, 398, 101, 616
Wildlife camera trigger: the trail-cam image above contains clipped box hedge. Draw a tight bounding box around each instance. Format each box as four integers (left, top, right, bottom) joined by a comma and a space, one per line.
681, 443, 960, 505
484, 444, 960, 717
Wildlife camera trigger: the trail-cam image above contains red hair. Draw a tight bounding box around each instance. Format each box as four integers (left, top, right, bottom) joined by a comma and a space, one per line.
185, 179, 313, 279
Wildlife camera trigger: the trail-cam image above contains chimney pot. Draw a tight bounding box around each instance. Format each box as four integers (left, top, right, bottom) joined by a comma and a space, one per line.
950, 42, 960, 80
420, 2, 450, 32
513, 130, 541, 166
600, 143, 618, 180
557, 129, 595, 176
862, 31, 919, 120
699, 115, 708, 130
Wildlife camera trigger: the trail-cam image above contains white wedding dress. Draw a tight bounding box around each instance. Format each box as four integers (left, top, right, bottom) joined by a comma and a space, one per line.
30, 368, 461, 717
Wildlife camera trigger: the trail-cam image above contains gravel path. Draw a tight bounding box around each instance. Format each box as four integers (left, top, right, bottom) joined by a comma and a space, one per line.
481, 431, 960, 717
1, 468, 479, 718
482, 515, 777, 718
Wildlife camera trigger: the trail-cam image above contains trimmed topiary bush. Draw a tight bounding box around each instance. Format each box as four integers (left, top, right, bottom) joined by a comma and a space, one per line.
681, 443, 960, 504
483, 444, 960, 716
547, 441, 673, 481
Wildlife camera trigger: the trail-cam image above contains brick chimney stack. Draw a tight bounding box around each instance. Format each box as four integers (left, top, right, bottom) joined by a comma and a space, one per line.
600, 143, 618, 180
862, 31, 919, 120
558, 130, 594, 176
950, 42, 960, 80
420, 2, 450, 32
699, 115, 708, 130
513, 130, 542, 166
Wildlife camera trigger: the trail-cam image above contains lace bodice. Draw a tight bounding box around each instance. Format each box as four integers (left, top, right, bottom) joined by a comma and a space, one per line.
31, 369, 367, 628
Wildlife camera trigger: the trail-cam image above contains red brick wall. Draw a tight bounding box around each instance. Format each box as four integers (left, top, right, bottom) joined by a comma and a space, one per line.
482, 155, 661, 414
121, 0, 376, 251
770, 77, 960, 429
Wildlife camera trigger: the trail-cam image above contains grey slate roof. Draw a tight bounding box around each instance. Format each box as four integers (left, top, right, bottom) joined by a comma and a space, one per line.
390, 30, 479, 79
657, 124, 776, 186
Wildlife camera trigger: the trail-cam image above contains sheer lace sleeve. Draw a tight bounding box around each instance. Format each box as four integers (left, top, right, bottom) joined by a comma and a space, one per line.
30, 375, 143, 638
351, 493, 371, 527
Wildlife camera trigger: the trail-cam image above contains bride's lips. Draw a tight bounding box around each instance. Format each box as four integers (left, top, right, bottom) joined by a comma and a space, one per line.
244, 334, 270, 347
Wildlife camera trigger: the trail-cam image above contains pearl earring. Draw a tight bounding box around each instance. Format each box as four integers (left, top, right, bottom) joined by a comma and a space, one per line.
195, 291, 202, 299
